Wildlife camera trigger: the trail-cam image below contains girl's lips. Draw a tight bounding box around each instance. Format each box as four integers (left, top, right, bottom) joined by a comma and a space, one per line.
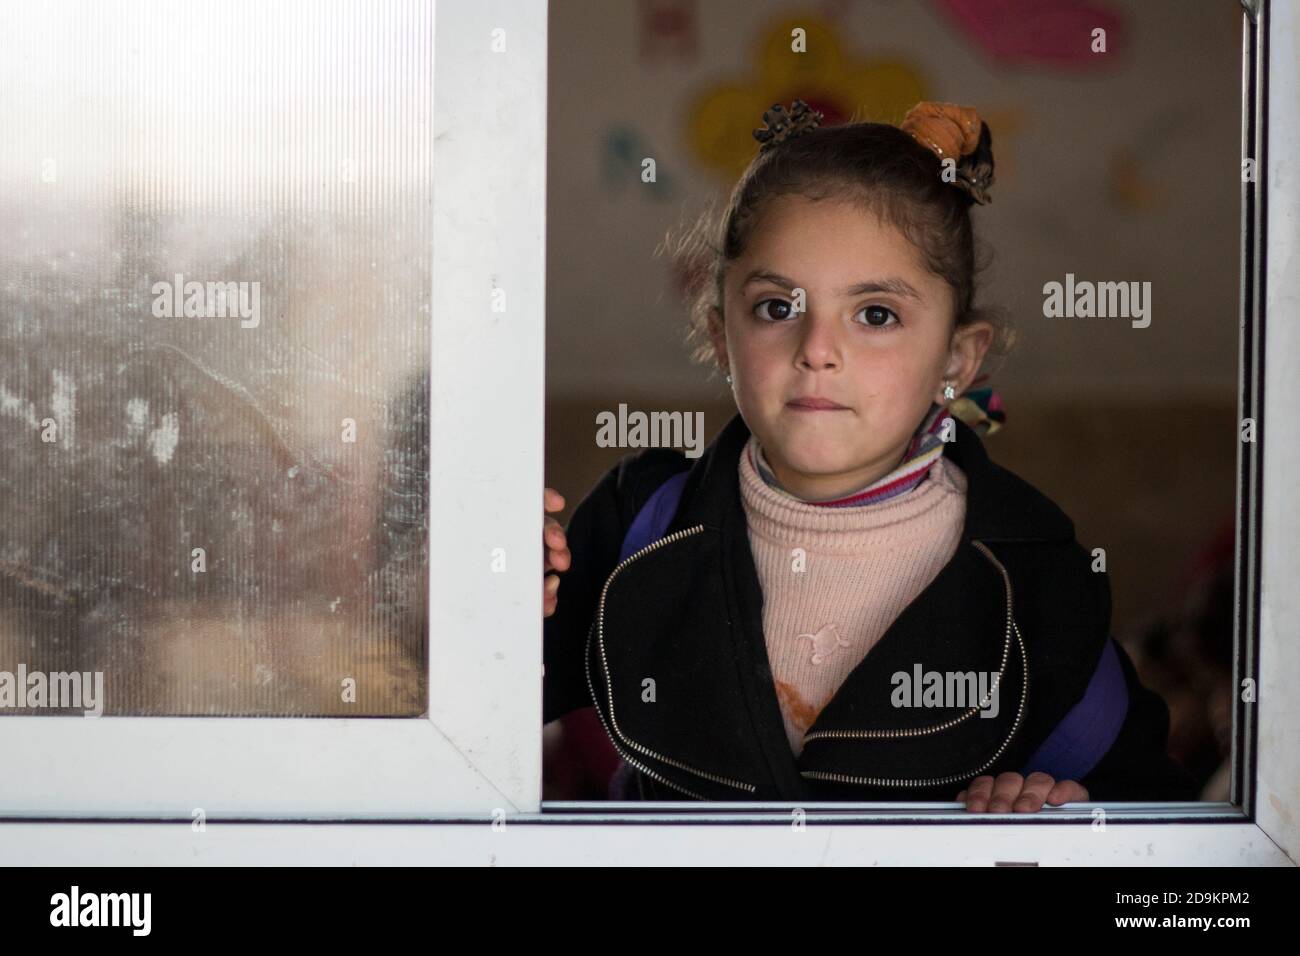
787, 398, 849, 411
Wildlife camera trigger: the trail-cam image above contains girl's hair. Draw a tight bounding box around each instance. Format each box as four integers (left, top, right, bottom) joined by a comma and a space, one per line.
665, 118, 1017, 379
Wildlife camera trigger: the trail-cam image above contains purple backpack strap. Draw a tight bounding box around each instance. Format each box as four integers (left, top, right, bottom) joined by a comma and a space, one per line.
1019, 637, 1128, 782
617, 470, 689, 563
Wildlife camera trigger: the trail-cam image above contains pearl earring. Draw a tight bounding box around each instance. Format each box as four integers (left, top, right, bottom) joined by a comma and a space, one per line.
943, 381, 956, 401
725, 372, 733, 385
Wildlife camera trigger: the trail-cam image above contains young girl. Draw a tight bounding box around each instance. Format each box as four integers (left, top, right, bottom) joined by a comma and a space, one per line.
542, 100, 1197, 810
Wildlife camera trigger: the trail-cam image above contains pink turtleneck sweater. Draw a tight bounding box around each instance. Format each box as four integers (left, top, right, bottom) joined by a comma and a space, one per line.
737, 435, 969, 756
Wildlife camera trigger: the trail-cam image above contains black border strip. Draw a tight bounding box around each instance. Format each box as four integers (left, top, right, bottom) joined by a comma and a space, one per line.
1231, 0, 1266, 820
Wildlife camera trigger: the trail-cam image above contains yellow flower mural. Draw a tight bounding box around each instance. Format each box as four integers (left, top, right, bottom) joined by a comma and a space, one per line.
688, 14, 928, 179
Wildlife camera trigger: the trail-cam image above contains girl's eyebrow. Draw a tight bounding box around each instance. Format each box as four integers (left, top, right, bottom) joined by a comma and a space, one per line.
840, 278, 922, 299
741, 269, 798, 290
741, 270, 921, 300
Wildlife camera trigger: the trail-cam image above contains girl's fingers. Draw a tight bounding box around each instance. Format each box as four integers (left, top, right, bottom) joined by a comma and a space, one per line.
1046, 779, 1089, 805
962, 775, 996, 811
543, 574, 560, 617
986, 772, 1026, 812
543, 516, 570, 573
544, 516, 567, 549
544, 488, 565, 513
1013, 772, 1056, 812
964, 773, 1083, 813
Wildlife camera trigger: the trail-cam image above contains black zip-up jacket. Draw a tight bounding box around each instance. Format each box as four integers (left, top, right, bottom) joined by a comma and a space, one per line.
544, 410, 1198, 803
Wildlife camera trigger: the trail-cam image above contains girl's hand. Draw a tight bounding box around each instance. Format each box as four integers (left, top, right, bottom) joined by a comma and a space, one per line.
956, 772, 1089, 812
543, 488, 570, 618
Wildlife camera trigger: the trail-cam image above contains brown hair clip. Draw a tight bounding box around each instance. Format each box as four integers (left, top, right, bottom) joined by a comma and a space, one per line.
753, 99, 824, 153
900, 101, 995, 205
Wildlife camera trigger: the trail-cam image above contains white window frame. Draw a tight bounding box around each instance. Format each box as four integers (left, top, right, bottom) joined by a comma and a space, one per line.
1, 0, 1296, 867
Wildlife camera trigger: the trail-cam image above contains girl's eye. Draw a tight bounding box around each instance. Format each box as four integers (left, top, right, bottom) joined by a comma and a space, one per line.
753, 298, 795, 322
856, 304, 900, 328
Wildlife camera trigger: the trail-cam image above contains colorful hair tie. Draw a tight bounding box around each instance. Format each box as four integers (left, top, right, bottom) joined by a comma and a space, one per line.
900, 101, 996, 205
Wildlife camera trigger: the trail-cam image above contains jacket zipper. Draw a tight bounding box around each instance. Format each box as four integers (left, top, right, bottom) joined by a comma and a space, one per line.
799, 539, 1030, 789
584, 621, 707, 800
588, 524, 759, 797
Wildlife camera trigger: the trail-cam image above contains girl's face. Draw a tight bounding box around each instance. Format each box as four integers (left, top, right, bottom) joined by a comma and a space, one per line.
709, 194, 992, 502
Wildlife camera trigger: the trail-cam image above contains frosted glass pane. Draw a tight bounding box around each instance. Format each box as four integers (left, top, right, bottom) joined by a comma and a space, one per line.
0, 0, 431, 716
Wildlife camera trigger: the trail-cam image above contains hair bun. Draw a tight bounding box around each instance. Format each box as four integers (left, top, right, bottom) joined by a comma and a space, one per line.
900, 101, 995, 205
753, 99, 824, 153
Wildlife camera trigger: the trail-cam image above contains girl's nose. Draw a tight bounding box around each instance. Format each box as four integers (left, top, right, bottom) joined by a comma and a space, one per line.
795, 310, 842, 371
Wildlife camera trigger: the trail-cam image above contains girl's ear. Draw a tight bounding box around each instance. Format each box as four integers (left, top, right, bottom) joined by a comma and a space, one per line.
707, 305, 729, 372
940, 320, 995, 399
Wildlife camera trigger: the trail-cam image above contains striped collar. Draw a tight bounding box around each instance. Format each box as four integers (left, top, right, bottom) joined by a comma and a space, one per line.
747, 403, 952, 508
